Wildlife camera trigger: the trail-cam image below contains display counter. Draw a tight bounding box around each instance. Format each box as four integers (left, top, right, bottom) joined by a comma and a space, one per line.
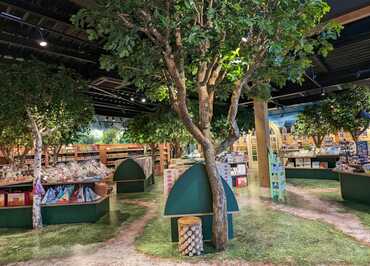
334, 170, 370, 205
0, 179, 110, 228
285, 154, 339, 180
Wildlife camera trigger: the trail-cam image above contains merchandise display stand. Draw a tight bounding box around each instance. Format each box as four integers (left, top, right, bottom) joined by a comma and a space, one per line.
334, 170, 370, 205
113, 157, 154, 193
284, 154, 339, 180
268, 152, 286, 202
164, 163, 239, 242
0, 180, 110, 228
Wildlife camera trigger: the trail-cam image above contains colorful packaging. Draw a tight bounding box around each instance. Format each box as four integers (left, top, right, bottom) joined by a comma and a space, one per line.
0, 192, 6, 207
7, 192, 25, 207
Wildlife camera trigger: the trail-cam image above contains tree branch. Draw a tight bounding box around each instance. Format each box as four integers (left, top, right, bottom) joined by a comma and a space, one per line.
216, 80, 242, 155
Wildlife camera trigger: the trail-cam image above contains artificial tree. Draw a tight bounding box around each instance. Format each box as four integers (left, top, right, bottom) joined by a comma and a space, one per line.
0, 59, 93, 229
294, 104, 335, 149
73, 0, 340, 249
324, 85, 370, 142
123, 108, 193, 175
0, 120, 32, 165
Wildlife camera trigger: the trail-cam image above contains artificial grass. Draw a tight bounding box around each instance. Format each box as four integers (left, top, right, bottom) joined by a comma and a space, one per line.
0, 199, 146, 265
287, 178, 340, 189
136, 205, 370, 265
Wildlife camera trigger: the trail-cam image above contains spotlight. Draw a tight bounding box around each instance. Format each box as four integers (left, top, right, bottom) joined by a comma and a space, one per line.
38, 28, 48, 47
39, 41, 48, 47
320, 89, 326, 96
130, 96, 135, 102
141, 97, 146, 103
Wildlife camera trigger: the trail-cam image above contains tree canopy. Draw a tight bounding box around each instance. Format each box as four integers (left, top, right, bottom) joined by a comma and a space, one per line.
294, 104, 335, 148
73, 0, 340, 250
324, 85, 370, 142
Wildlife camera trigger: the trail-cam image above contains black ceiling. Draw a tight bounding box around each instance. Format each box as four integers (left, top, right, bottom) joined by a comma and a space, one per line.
0, 0, 370, 115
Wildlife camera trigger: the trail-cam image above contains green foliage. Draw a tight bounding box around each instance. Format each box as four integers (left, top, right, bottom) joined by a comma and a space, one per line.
212, 107, 255, 141
124, 108, 194, 147
101, 128, 122, 144
73, 0, 341, 101
323, 85, 370, 141
0, 120, 32, 164
294, 104, 335, 148
0, 59, 94, 148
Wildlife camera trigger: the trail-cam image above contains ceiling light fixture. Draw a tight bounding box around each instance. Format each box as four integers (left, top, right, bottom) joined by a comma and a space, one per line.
38, 28, 48, 47
130, 96, 135, 102
320, 89, 326, 96
141, 97, 146, 103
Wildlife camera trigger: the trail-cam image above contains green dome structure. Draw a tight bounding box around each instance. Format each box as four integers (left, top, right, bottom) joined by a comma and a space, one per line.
164, 163, 239, 242
114, 158, 154, 193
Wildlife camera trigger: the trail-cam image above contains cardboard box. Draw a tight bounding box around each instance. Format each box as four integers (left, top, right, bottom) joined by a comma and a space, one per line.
7, 192, 25, 207
0, 192, 6, 207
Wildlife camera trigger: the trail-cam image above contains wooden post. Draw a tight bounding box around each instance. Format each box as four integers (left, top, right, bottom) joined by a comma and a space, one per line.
253, 99, 270, 187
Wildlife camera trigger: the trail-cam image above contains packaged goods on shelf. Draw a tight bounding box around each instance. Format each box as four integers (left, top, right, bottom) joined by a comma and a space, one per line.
41, 160, 112, 184
0, 192, 5, 207
42, 185, 101, 205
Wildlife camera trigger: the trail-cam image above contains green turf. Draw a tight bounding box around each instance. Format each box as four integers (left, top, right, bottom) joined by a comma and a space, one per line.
287, 178, 340, 189
0, 199, 146, 265
136, 205, 370, 265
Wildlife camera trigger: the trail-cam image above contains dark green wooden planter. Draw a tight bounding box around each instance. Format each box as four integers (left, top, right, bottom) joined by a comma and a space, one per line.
114, 158, 154, 193
337, 171, 370, 205
0, 206, 33, 228
286, 168, 339, 180
42, 196, 109, 225
0, 196, 109, 228
164, 163, 239, 242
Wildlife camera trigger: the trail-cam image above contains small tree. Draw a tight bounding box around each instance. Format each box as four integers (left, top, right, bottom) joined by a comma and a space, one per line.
123, 109, 194, 174
0, 59, 93, 229
324, 85, 370, 142
294, 104, 335, 148
73, 0, 340, 249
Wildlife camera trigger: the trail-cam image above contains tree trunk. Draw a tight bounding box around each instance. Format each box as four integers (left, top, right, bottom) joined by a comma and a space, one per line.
253, 99, 271, 187
27, 110, 45, 229
202, 142, 228, 251
172, 140, 183, 158
32, 128, 44, 229
149, 143, 157, 183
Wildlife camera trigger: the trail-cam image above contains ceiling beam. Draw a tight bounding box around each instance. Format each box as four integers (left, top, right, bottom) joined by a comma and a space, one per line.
334, 4, 370, 25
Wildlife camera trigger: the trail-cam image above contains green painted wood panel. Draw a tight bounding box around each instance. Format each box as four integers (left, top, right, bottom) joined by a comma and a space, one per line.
340, 172, 370, 205
286, 168, 339, 180
164, 163, 239, 216
114, 158, 146, 181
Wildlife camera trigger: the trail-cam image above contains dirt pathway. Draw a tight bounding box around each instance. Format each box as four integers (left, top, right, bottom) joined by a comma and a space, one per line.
269, 185, 370, 245
11, 200, 263, 266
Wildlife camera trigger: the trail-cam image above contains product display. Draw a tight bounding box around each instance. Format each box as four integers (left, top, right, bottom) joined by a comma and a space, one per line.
41, 160, 112, 184
269, 152, 286, 202
42, 185, 100, 205
217, 152, 248, 187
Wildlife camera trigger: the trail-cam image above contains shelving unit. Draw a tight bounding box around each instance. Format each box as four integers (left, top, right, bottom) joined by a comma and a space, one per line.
284, 154, 340, 180
0, 143, 171, 175
0, 179, 110, 228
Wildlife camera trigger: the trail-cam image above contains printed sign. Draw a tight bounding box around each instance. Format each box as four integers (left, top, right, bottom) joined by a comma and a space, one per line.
268, 151, 286, 202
